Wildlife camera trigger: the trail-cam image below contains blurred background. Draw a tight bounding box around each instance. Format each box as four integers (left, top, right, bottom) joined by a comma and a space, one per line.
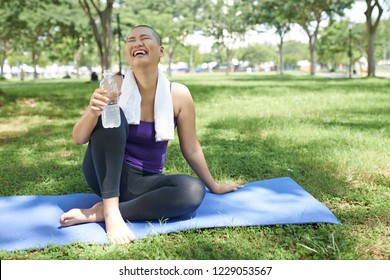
0, 0, 389, 80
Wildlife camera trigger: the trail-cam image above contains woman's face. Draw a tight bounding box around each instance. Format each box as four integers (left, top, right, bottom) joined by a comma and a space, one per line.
124, 26, 164, 68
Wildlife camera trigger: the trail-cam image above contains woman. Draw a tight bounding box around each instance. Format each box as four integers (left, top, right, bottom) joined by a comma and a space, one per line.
60, 25, 243, 245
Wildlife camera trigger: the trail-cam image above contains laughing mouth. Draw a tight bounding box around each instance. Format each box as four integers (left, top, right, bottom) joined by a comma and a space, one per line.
133, 50, 147, 57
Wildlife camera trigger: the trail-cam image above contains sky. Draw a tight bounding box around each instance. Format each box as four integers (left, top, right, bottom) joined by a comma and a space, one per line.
191, 1, 375, 53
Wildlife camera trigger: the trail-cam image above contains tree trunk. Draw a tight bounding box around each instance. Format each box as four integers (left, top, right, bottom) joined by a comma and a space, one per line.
168, 50, 174, 77
101, 5, 113, 70
364, 0, 384, 77
189, 46, 194, 73
167, 40, 178, 77
0, 48, 5, 75
225, 47, 231, 75
301, 19, 320, 76
309, 39, 316, 76
279, 37, 284, 75
79, 0, 114, 72
74, 44, 84, 79
367, 28, 376, 77
32, 45, 39, 80
302, 30, 317, 76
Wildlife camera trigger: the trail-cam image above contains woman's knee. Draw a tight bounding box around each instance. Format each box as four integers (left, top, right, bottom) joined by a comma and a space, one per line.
175, 175, 206, 207
91, 110, 127, 142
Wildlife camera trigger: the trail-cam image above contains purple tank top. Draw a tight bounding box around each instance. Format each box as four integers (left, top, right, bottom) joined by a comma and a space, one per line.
124, 121, 169, 173
124, 82, 174, 173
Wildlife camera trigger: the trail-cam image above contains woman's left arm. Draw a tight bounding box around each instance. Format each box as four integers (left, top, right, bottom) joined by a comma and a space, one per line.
173, 83, 243, 194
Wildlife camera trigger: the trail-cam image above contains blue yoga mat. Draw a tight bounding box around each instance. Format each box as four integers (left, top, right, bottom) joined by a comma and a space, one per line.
0, 177, 340, 252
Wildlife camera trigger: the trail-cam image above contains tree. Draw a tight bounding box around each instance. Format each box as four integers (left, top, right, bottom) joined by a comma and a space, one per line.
285, 0, 353, 75
54, 1, 94, 77
283, 41, 310, 69
0, 0, 50, 77
0, 0, 91, 79
18, 2, 69, 79
78, 0, 116, 71
317, 21, 353, 71
236, 44, 276, 68
248, 0, 292, 74
203, 0, 249, 74
377, 19, 390, 63
0, 5, 22, 75
174, 43, 205, 70
317, 21, 372, 72
364, 0, 389, 76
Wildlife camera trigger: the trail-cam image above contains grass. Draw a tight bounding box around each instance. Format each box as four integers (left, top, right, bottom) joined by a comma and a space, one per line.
0, 73, 389, 260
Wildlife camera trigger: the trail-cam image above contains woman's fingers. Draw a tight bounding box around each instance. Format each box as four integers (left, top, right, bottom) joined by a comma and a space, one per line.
90, 89, 109, 111
231, 183, 244, 192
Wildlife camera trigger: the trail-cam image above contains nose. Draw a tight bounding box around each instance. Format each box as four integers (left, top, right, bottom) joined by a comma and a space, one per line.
135, 40, 144, 47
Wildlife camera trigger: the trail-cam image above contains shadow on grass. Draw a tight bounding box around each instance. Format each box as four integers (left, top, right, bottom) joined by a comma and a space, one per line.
316, 106, 390, 136
0, 80, 94, 120
227, 73, 329, 82
193, 116, 350, 197
185, 76, 390, 105
167, 114, 387, 259
0, 122, 88, 196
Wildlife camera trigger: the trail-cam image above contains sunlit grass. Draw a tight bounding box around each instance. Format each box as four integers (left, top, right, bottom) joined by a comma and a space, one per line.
0, 73, 389, 259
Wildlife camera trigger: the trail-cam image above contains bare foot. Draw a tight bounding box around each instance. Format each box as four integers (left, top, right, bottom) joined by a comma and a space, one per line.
60, 198, 136, 245
104, 208, 136, 244
60, 202, 104, 226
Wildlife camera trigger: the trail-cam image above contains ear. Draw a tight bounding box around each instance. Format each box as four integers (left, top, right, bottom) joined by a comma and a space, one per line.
159, 46, 164, 57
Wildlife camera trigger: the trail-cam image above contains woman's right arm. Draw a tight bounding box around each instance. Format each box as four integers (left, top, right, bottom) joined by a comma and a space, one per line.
72, 89, 109, 144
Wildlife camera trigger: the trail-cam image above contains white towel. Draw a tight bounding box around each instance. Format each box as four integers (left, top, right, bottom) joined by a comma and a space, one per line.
118, 69, 174, 142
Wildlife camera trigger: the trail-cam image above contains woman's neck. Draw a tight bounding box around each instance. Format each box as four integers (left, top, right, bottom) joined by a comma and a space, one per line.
133, 67, 158, 96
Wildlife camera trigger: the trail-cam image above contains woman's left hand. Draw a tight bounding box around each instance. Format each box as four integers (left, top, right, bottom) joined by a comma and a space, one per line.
211, 183, 244, 194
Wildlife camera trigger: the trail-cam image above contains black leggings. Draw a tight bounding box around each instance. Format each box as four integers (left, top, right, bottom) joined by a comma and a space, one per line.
82, 110, 206, 221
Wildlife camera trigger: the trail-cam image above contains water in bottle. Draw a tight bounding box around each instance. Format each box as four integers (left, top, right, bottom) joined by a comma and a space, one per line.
100, 70, 121, 128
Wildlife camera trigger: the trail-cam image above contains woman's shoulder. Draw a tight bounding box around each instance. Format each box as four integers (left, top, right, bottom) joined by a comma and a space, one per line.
171, 82, 194, 117
172, 82, 194, 103
171, 82, 190, 96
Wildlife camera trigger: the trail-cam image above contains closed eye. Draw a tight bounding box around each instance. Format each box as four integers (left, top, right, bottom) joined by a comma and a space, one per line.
126, 34, 153, 43
140, 35, 152, 40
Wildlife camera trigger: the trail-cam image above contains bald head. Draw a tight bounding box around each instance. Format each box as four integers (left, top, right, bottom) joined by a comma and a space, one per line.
130, 25, 162, 46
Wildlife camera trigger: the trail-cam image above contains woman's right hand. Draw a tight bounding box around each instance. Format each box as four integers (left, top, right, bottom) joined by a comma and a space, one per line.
88, 89, 109, 117
72, 89, 109, 144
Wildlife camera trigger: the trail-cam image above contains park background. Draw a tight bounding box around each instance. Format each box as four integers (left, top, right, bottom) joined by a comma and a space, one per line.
0, 0, 389, 260
1, 0, 390, 79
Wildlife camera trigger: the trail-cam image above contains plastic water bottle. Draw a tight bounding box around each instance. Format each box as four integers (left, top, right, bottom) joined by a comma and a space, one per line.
100, 70, 121, 128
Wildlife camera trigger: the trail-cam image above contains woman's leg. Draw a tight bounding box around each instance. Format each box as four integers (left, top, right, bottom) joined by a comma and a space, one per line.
83, 113, 128, 198
60, 111, 135, 244
119, 169, 206, 221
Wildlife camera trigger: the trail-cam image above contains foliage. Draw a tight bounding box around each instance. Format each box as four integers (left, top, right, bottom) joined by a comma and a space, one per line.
172, 44, 206, 70
235, 44, 276, 67
283, 0, 354, 75
248, 0, 293, 73
0, 0, 95, 78
78, 0, 116, 70
363, 0, 389, 76
202, 0, 249, 74
1, 0, 390, 78
317, 21, 354, 69
282, 41, 311, 67
376, 19, 390, 62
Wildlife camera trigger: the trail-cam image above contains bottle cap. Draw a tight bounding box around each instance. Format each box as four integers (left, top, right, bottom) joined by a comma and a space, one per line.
103, 69, 113, 76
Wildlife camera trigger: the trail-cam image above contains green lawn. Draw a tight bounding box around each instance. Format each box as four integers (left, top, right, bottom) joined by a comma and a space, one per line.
0, 73, 389, 260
